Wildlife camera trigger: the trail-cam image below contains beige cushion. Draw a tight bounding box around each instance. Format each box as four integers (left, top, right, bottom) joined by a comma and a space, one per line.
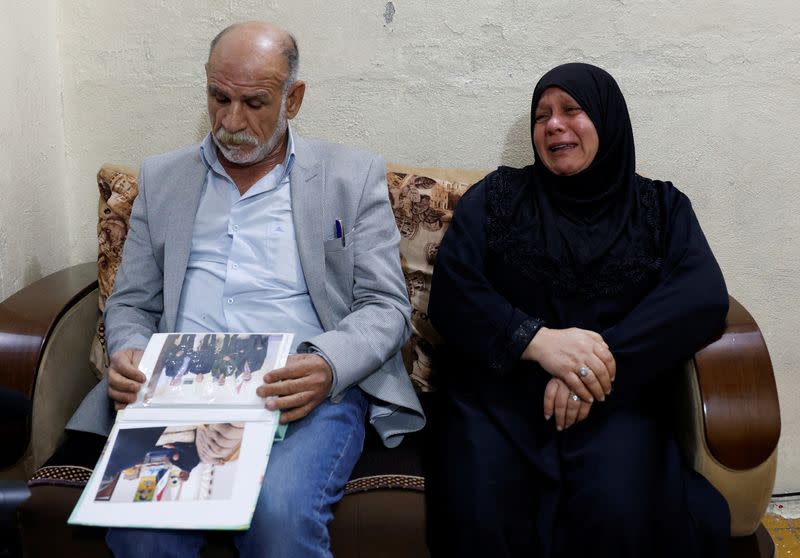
97, 164, 139, 310
89, 164, 139, 379
386, 164, 487, 391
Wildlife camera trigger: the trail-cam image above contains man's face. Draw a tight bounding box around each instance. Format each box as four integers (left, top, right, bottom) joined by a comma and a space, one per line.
205, 43, 293, 166
211, 95, 287, 165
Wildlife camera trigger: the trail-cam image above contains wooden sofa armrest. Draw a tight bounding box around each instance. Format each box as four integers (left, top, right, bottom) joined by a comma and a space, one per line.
0, 263, 100, 474
677, 295, 781, 537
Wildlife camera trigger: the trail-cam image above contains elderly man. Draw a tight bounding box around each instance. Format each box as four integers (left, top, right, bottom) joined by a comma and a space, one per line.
65, 20, 423, 557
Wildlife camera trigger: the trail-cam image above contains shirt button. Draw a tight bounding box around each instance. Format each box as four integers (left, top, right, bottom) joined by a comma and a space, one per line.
227, 298, 234, 304
232, 263, 239, 269
232, 225, 240, 232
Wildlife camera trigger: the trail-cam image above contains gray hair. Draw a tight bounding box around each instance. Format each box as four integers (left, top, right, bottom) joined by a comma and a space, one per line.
209, 24, 299, 92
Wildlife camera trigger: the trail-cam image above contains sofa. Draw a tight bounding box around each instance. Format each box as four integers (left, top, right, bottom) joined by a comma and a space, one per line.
0, 162, 781, 557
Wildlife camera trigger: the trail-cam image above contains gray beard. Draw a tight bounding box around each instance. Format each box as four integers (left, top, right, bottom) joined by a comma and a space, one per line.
212, 98, 287, 165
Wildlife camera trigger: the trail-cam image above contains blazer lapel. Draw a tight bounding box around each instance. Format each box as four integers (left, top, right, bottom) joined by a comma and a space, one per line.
291, 138, 332, 329
163, 158, 207, 331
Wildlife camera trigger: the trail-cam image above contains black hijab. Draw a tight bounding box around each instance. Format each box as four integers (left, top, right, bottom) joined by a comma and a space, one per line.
531, 63, 635, 219
487, 63, 662, 298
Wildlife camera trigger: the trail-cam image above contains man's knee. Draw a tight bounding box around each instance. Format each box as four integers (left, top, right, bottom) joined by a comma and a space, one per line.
258, 489, 316, 525
249, 479, 330, 539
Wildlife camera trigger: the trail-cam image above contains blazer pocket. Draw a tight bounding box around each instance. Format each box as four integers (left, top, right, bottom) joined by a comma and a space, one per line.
324, 235, 355, 306
323, 229, 354, 253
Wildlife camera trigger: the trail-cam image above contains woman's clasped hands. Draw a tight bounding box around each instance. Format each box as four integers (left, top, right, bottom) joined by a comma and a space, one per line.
523, 327, 616, 431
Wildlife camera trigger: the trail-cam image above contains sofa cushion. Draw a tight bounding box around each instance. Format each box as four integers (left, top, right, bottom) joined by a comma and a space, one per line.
386, 164, 486, 391
89, 164, 139, 379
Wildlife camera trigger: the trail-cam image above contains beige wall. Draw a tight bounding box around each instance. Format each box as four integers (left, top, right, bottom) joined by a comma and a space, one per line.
5, 0, 800, 490
0, 0, 70, 299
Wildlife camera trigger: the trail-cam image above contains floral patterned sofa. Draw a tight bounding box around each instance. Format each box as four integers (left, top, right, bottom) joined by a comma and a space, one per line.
0, 163, 781, 557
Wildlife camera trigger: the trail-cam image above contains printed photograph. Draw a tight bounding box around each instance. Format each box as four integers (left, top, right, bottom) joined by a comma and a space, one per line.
143, 333, 270, 405
94, 423, 244, 503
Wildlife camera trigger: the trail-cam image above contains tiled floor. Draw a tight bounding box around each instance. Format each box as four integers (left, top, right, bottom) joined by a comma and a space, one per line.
765, 514, 800, 556
766, 497, 800, 556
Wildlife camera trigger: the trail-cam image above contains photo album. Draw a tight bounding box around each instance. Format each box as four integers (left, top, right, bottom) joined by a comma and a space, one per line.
69, 332, 293, 530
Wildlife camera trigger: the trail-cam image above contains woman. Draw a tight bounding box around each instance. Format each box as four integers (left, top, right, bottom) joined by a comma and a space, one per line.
427, 63, 730, 557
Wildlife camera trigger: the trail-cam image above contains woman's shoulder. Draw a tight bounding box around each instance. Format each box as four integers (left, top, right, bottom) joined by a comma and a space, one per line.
452, 165, 530, 212
636, 173, 688, 200
490, 165, 533, 188
635, 175, 702, 246
462, 165, 529, 191
634, 174, 691, 210
481, 165, 534, 216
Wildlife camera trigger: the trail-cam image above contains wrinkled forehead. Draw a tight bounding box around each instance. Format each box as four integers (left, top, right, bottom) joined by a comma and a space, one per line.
207, 27, 290, 84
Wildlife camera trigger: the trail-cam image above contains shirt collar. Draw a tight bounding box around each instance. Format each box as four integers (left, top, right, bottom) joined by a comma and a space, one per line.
199, 124, 296, 184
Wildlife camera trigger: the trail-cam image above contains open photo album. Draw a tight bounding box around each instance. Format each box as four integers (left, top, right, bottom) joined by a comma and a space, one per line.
69, 332, 293, 530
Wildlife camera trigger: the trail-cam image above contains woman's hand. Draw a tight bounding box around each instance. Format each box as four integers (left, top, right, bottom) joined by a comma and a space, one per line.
523, 326, 616, 402
543, 378, 592, 430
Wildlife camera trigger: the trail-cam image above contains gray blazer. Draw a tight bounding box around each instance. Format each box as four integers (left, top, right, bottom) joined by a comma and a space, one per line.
68, 136, 424, 447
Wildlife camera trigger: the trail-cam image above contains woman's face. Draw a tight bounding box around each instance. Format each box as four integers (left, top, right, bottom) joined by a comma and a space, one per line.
533, 87, 599, 176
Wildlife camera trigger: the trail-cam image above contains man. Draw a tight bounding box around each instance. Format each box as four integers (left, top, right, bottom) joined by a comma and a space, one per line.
66, 20, 423, 557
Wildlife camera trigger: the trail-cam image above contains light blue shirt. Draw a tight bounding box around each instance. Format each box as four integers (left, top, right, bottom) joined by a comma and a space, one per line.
175, 127, 325, 353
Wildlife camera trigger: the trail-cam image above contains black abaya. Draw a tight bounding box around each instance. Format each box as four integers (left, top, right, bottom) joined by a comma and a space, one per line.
426, 64, 731, 557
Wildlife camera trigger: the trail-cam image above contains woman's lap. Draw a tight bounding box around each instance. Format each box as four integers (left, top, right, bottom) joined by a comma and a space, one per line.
428, 389, 729, 558
426, 389, 553, 557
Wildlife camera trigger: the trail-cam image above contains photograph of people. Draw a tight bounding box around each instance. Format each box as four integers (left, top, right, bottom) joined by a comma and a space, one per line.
426, 63, 730, 557
95, 423, 244, 503
142, 334, 271, 404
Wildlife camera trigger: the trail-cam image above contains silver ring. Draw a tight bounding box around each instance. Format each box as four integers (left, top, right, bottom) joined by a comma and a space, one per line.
569, 393, 579, 402
579, 366, 591, 378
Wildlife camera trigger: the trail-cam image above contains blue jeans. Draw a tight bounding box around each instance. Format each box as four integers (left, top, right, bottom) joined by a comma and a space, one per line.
106, 387, 368, 558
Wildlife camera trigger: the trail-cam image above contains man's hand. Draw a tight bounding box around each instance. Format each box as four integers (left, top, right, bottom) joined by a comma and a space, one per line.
543, 378, 592, 431
196, 423, 244, 465
256, 353, 333, 424
107, 348, 146, 411
523, 327, 616, 403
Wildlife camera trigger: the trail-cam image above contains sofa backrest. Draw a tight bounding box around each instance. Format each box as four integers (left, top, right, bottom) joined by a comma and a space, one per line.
386, 164, 485, 390
91, 162, 487, 392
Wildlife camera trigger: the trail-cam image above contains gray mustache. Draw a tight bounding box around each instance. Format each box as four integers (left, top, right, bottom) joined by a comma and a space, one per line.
215, 128, 259, 146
